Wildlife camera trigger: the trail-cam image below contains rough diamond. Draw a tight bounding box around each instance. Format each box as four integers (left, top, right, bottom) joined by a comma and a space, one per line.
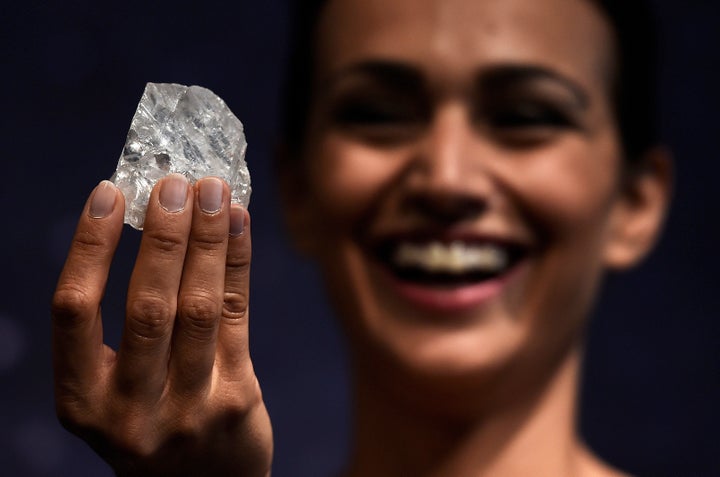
110, 82, 250, 229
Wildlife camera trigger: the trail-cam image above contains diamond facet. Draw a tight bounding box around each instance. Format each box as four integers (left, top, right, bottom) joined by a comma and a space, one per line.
111, 82, 250, 229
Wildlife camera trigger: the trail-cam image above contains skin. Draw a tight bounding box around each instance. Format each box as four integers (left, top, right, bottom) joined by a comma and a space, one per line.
52, 0, 670, 475
284, 0, 671, 475
52, 176, 272, 476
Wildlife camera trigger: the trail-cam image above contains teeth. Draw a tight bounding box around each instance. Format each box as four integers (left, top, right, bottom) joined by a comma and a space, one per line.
394, 241, 508, 273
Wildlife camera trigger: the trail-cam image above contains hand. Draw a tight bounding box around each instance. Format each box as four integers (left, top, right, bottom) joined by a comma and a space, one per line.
51, 175, 272, 476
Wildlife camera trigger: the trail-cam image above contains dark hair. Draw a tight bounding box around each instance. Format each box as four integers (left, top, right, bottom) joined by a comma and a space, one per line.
280, 0, 660, 165
591, 0, 660, 164
279, 0, 327, 157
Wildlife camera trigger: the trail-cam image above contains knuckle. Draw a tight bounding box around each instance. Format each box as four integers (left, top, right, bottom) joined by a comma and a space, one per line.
55, 392, 104, 438
223, 389, 263, 420
222, 291, 248, 320
168, 413, 201, 439
100, 405, 159, 456
55, 398, 163, 461
217, 375, 263, 415
74, 227, 109, 251
143, 228, 187, 255
126, 294, 174, 341
110, 422, 156, 457
57, 409, 100, 439
56, 399, 91, 431
179, 293, 220, 335
190, 229, 227, 253
226, 248, 251, 269
51, 285, 95, 325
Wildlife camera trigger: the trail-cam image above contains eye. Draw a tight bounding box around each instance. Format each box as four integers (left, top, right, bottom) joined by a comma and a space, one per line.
476, 99, 581, 147
329, 96, 428, 145
486, 102, 574, 129
333, 100, 417, 126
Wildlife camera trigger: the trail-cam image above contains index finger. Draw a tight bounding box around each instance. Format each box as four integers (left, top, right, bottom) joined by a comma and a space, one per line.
51, 181, 124, 392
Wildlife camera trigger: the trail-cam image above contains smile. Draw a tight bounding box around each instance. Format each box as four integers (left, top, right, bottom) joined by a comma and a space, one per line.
371, 235, 529, 313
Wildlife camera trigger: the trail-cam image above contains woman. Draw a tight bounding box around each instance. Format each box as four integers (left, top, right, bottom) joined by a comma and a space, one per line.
51, 0, 671, 475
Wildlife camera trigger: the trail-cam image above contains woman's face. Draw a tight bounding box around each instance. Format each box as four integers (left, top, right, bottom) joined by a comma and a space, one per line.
288, 0, 654, 399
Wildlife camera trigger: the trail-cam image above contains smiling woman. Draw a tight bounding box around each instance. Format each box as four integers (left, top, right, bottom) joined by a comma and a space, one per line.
279, 0, 671, 474
50, 0, 671, 475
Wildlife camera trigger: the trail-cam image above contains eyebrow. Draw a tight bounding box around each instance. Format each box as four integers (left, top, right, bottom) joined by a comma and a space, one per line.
477, 64, 590, 110
319, 61, 423, 93
320, 60, 590, 109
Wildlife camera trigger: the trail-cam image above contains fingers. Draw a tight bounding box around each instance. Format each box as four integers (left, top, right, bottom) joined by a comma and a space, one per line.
169, 178, 231, 395
216, 207, 252, 376
52, 181, 124, 393
114, 175, 250, 401
115, 174, 193, 397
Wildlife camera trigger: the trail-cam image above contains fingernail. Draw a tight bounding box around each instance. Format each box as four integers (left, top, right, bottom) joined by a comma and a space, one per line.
89, 181, 117, 218
230, 206, 246, 236
159, 174, 188, 212
199, 177, 224, 214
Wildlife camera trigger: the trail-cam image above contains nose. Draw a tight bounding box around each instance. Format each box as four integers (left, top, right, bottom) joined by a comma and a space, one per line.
402, 102, 493, 223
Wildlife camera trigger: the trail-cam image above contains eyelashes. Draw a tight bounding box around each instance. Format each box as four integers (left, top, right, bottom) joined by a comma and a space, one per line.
481, 102, 576, 129
328, 95, 579, 145
479, 102, 581, 147
332, 101, 423, 126
330, 97, 429, 144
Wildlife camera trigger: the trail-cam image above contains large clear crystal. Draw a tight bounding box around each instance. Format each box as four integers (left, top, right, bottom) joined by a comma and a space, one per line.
111, 82, 250, 229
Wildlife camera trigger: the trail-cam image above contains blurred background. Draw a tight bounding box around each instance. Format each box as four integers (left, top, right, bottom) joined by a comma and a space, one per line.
1, 0, 718, 475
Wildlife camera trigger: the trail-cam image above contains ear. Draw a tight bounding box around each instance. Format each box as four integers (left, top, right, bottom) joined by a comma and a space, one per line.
277, 144, 319, 256
603, 147, 673, 269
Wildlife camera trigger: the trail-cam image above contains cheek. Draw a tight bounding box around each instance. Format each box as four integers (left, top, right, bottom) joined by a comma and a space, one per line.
505, 136, 623, 331
502, 136, 621, 241
307, 135, 408, 223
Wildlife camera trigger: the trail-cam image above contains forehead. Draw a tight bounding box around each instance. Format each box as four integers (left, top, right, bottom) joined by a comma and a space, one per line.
316, 0, 615, 93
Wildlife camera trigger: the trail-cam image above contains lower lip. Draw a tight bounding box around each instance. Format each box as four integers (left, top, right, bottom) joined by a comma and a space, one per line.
378, 263, 524, 314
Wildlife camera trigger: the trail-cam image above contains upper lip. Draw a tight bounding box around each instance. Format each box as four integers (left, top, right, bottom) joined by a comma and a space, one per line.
368, 229, 530, 249
366, 228, 533, 264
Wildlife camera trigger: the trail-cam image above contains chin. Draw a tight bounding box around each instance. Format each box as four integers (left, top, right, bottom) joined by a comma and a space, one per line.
320, 238, 593, 409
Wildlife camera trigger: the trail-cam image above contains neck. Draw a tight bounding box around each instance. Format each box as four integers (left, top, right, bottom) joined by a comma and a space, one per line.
344, 347, 604, 477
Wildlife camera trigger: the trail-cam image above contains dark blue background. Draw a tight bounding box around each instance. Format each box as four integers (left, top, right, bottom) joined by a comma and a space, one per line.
1, 1, 718, 475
